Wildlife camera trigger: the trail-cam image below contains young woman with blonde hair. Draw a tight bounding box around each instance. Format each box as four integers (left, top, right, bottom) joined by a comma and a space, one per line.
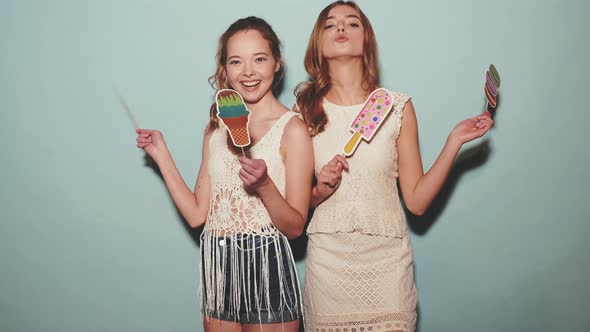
296, 2, 493, 331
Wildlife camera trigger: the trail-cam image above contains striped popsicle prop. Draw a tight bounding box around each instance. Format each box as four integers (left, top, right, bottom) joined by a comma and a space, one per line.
484, 64, 501, 109
343, 88, 394, 157
215, 89, 251, 147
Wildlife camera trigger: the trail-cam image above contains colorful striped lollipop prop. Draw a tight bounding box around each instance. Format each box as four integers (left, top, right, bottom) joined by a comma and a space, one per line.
484, 64, 501, 110
215, 89, 251, 153
343, 88, 394, 157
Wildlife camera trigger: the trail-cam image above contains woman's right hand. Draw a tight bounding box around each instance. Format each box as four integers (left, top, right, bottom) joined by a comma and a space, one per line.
136, 129, 170, 164
313, 155, 349, 205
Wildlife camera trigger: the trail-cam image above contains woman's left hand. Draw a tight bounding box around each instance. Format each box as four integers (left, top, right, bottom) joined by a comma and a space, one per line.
449, 111, 494, 144
238, 156, 270, 191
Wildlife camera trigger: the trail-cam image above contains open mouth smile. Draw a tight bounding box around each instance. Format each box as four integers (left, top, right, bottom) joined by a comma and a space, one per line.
241, 80, 261, 88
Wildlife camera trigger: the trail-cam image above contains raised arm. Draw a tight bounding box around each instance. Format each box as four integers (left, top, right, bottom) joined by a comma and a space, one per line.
396, 101, 493, 215
136, 128, 211, 228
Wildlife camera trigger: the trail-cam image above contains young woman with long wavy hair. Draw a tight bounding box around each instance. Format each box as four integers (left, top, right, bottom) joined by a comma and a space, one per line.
136, 16, 313, 331
296, 2, 493, 331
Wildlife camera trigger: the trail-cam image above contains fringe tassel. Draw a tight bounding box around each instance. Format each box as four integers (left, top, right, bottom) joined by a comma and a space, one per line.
200, 230, 302, 323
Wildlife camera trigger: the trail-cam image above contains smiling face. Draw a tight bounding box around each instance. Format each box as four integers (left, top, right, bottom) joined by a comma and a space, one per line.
321, 5, 364, 60
225, 29, 280, 104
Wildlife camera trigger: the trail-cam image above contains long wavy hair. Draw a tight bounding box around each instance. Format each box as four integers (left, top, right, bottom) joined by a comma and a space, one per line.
295, 1, 379, 136
208, 16, 285, 131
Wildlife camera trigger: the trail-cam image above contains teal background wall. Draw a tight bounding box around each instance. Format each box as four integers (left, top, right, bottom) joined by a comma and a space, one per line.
1, 0, 588, 331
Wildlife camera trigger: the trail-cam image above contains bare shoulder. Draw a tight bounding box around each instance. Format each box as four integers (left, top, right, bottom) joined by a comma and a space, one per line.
202, 123, 216, 149
398, 100, 419, 142
400, 99, 417, 123
283, 115, 311, 141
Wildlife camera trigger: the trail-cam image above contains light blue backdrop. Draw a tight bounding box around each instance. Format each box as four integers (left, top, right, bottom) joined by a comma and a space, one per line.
1, 0, 588, 331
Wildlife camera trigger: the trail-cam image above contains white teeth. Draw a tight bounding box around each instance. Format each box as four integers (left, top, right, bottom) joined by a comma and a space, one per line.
242, 81, 261, 87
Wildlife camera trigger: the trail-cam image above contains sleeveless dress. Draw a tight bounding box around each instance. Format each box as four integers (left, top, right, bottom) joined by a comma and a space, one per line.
201, 111, 302, 323
304, 91, 418, 331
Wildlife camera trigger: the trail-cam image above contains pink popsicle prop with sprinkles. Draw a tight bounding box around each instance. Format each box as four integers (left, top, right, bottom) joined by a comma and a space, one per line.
343, 88, 394, 157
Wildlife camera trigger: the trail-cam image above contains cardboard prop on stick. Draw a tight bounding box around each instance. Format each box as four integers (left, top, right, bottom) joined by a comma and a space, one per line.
343, 88, 394, 157
484, 64, 501, 109
215, 89, 251, 148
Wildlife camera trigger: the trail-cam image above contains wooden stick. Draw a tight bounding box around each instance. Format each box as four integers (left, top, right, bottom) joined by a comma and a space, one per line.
114, 88, 141, 129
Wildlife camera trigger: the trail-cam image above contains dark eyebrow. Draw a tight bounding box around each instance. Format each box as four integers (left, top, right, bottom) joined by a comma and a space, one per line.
326, 14, 361, 20
228, 52, 268, 59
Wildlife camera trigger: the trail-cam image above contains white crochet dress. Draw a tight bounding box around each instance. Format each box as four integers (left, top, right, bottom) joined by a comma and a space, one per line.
304, 91, 418, 332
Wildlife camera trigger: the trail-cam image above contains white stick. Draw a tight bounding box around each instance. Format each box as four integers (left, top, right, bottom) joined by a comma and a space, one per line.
114, 88, 141, 129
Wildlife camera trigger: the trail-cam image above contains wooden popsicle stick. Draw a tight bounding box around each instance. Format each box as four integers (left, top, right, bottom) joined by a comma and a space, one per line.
114, 88, 141, 130
343, 132, 362, 157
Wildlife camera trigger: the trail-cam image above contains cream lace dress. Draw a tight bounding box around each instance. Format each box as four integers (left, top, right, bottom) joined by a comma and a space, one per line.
304, 91, 418, 332
201, 111, 302, 322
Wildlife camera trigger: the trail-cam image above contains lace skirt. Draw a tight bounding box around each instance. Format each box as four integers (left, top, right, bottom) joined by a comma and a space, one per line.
304, 232, 417, 332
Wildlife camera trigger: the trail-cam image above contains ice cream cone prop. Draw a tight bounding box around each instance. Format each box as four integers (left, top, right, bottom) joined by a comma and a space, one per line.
215, 89, 251, 154
343, 88, 394, 157
484, 64, 501, 110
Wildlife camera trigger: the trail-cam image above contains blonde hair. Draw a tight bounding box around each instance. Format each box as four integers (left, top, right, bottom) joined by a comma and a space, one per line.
295, 1, 379, 136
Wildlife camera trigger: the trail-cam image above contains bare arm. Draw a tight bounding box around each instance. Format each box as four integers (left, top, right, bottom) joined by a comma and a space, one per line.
292, 102, 333, 209
310, 155, 349, 207
396, 101, 493, 215
137, 128, 211, 227
238, 117, 314, 239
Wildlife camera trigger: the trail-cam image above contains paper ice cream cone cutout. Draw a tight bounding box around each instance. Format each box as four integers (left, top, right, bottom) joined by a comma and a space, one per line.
343, 88, 394, 157
215, 89, 251, 147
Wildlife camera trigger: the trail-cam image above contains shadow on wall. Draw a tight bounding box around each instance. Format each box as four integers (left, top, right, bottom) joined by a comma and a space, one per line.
406, 98, 499, 235
143, 154, 204, 247
406, 140, 494, 235
404, 144, 491, 236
